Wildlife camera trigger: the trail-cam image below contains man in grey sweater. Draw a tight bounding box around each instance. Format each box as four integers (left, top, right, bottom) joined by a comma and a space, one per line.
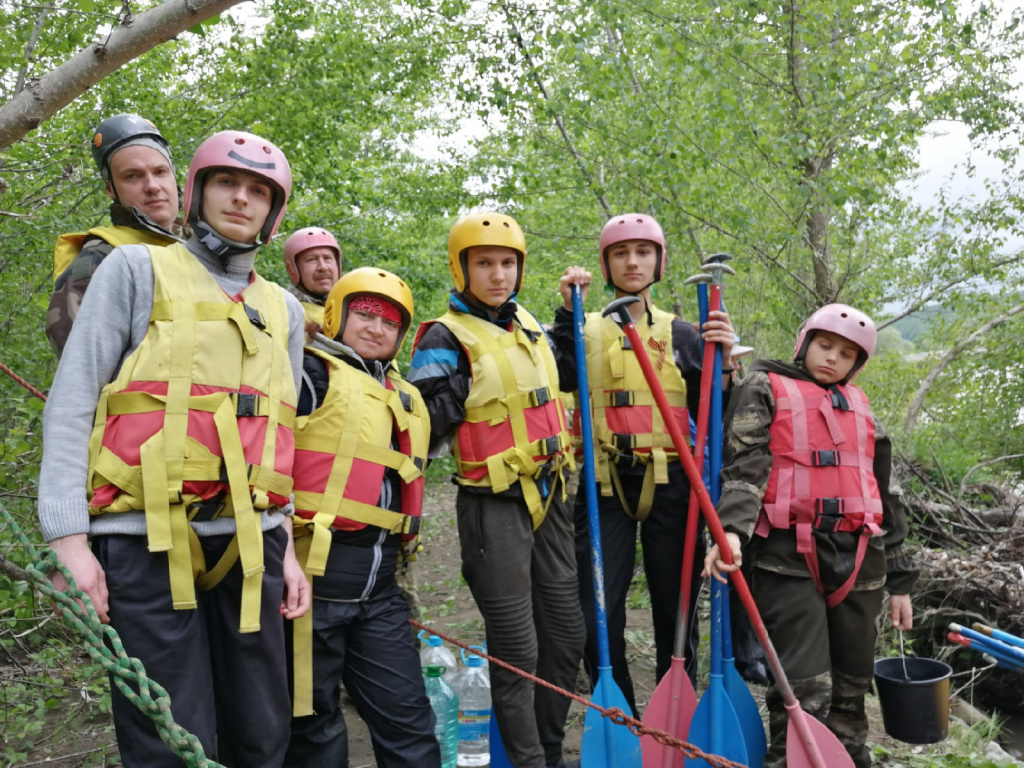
38, 130, 309, 768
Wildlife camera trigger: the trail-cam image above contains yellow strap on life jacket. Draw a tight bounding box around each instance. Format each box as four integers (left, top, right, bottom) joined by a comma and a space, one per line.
53, 225, 173, 280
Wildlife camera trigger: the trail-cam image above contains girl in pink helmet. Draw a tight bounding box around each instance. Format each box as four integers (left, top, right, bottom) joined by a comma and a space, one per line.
703, 303, 917, 768
554, 214, 734, 715
38, 130, 310, 768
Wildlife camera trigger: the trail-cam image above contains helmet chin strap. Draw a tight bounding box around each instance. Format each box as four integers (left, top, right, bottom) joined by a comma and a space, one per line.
193, 219, 259, 266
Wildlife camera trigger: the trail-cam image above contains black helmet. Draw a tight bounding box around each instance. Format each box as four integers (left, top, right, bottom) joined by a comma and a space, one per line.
90, 114, 174, 182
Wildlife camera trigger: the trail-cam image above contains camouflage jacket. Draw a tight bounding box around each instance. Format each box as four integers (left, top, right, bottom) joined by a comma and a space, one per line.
45, 205, 186, 358
718, 359, 918, 595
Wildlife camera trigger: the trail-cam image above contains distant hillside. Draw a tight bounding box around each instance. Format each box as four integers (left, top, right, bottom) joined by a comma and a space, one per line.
891, 304, 957, 342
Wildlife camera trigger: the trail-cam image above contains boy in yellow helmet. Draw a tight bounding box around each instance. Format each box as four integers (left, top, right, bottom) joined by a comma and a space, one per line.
408, 213, 585, 768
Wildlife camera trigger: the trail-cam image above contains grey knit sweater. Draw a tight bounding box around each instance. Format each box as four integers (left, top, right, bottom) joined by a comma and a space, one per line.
37, 238, 304, 543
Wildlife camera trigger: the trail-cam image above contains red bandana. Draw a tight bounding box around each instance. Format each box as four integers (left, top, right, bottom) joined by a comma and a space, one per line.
349, 294, 402, 323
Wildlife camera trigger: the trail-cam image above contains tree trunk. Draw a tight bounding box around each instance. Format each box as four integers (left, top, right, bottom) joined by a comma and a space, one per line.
0, 0, 248, 149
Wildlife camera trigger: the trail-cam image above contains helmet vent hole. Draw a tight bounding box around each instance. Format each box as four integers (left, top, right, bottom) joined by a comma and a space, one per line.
262, 146, 272, 154
840, 312, 848, 318
234, 138, 245, 145
502, 222, 510, 228
482, 220, 491, 226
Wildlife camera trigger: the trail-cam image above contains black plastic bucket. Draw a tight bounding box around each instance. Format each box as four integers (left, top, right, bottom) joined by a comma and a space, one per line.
874, 656, 952, 744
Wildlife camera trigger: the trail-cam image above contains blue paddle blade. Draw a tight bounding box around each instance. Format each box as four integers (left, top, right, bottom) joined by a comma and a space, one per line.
489, 707, 514, 768
581, 670, 642, 768
687, 677, 750, 768
723, 661, 767, 767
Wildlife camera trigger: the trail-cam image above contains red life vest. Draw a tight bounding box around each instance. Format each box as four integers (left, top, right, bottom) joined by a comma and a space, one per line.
756, 372, 883, 606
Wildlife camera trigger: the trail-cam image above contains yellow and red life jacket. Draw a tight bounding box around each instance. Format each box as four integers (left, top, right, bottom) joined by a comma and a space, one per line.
291, 345, 428, 576
53, 225, 176, 281
86, 243, 296, 632
577, 308, 688, 520
289, 346, 428, 716
756, 373, 883, 606
428, 308, 573, 529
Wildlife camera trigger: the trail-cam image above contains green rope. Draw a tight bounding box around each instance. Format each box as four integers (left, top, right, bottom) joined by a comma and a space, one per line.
0, 501, 225, 768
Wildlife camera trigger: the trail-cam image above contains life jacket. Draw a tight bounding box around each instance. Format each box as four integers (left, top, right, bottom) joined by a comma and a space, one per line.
289, 346, 428, 715
87, 243, 297, 632
300, 301, 325, 331
291, 346, 427, 574
427, 307, 574, 529
578, 308, 689, 520
53, 225, 176, 281
755, 373, 884, 607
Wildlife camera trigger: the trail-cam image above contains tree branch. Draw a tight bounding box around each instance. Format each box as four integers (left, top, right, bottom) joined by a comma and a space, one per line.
13, 2, 55, 97
0, 0, 248, 149
904, 302, 1024, 432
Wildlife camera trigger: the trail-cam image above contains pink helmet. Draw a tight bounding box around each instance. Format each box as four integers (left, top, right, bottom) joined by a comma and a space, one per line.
283, 227, 341, 285
598, 214, 667, 286
794, 303, 877, 379
184, 130, 292, 244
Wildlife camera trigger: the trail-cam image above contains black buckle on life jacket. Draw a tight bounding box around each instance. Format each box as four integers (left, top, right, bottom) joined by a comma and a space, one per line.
538, 436, 561, 455
813, 498, 845, 533
610, 391, 633, 407
403, 515, 422, 537
233, 392, 259, 418
812, 450, 838, 467
612, 432, 636, 452
529, 388, 551, 407
828, 387, 850, 411
399, 390, 413, 412
621, 335, 633, 351
187, 492, 226, 522
243, 303, 266, 331
413, 456, 425, 472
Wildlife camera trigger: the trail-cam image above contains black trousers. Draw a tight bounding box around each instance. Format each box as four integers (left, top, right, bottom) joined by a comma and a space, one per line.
96, 526, 290, 768
575, 463, 704, 716
284, 583, 440, 768
456, 488, 586, 768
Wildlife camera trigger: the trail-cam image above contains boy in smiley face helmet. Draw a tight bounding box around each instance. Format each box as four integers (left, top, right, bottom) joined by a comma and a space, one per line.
38, 130, 310, 767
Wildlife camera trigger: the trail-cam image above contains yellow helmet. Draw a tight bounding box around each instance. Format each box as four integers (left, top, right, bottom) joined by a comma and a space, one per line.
447, 212, 527, 293
323, 267, 414, 358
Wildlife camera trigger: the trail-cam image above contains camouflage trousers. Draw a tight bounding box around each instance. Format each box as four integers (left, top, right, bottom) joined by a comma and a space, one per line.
751, 568, 884, 768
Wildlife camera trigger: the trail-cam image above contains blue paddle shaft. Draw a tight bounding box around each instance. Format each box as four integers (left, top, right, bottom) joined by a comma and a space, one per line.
572, 286, 612, 669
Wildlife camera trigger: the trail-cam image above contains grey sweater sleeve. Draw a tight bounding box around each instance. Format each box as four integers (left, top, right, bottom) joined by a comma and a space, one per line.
281, 288, 305, 397
38, 247, 154, 542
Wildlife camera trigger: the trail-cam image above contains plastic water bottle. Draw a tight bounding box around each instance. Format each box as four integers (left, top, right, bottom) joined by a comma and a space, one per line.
452, 652, 491, 767
424, 666, 459, 768
420, 631, 459, 683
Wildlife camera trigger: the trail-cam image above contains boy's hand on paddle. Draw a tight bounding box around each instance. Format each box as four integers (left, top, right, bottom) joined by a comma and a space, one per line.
559, 266, 592, 309
701, 533, 742, 584
702, 309, 735, 360
889, 593, 913, 631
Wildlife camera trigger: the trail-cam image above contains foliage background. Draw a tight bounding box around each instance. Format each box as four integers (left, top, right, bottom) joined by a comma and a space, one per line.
1, 0, 1024, 763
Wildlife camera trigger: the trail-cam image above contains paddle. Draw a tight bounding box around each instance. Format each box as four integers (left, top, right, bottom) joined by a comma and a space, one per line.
687, 282, 749, 768
603, 295, 855, 768
721, 585, 768, 766
573, 285, 643, 767
705, 262, 767, 767
640, 277, 712, 766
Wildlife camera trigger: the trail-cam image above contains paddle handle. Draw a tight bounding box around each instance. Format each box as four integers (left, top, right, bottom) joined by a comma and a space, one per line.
672, 284, 717, 659
973, 622, 1024, 650
573, 286, 614, 670
604, 296, 829, 768
952, 623, 1024, 664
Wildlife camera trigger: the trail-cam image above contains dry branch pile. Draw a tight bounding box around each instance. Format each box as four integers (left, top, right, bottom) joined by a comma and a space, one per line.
899, 457, 1024, 713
